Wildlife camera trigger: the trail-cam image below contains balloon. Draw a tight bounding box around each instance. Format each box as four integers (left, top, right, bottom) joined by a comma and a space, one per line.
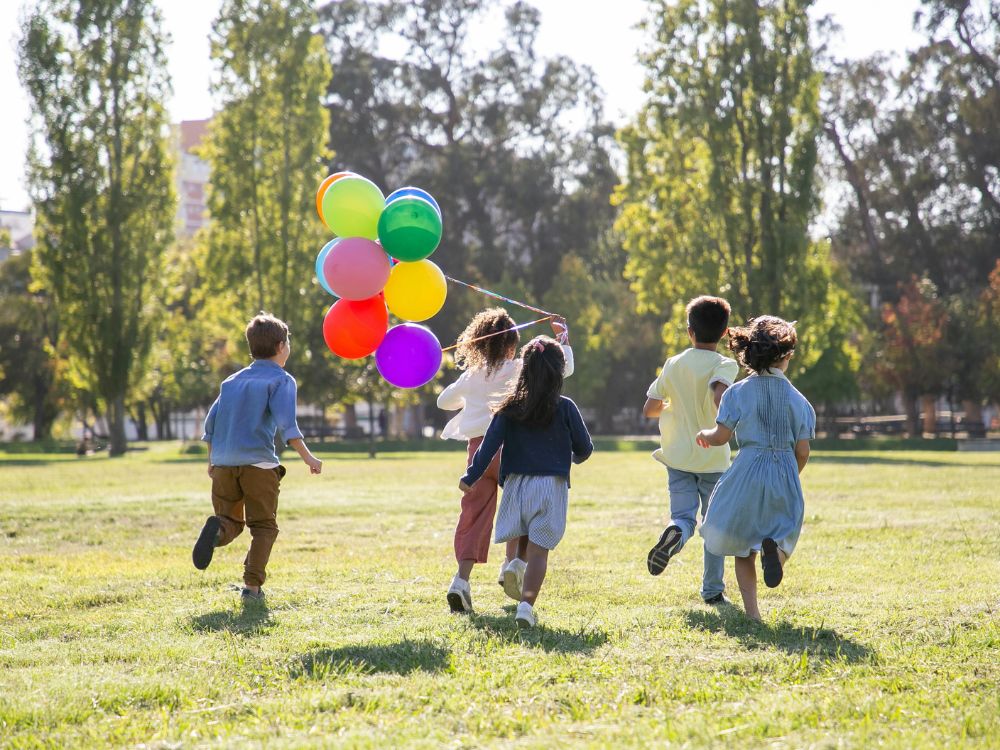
322, 237, 391, 300
314, 239, 340, 297
385, 186, 442, 217
321, 175, 385, 239
383, 260, 447, 321
377, 196, 443, 262
323, 295, 388, 360
375, 324, 443, 388
315, 172, 354, 225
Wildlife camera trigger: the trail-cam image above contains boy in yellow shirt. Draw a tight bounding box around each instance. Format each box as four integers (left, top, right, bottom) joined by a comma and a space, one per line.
643, 296, 738, 604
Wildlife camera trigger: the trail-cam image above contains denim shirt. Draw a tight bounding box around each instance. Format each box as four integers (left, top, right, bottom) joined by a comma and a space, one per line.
202, 360, 304, 466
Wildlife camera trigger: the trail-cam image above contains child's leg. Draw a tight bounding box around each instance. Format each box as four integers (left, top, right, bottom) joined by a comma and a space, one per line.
521, 541, 549, 606
697, 473, 725, 601
453, 439, 501, 580
505, 538, 519, 563
210, 467, 247, 547
733, 553, 761, 621
516, 535, 529, 561
240, 466, 282, 591
665, 468, 700, 546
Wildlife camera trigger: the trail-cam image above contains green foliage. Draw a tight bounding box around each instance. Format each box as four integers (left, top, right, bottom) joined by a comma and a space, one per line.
18, 0, 176, 454
616, 0, 858, 399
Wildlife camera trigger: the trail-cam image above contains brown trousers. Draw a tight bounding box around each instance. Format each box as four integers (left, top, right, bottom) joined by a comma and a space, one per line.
210, 465, 285, 587
454, 436, 501, 563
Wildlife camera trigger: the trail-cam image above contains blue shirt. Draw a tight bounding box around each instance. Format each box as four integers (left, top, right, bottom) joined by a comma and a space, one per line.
202, 360, 304, 466
461, 397, 593, 487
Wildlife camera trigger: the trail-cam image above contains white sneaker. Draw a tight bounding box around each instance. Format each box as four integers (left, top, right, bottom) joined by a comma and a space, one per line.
497, 560, 506, 587
515, 601, 536, 629
446, 576, 472, 613
502, 558, 527, 602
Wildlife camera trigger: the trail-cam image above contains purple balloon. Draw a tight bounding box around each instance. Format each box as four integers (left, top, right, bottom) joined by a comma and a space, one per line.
375, 324, 442, 389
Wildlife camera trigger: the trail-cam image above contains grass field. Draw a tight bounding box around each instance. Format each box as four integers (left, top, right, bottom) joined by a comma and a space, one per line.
0, 444, 998, 749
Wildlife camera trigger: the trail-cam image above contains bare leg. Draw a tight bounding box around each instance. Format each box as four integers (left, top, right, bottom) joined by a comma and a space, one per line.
515, 535, 529, 561
456, 559, 475, 581
506, 538, 519, 563
521, 541, 549, 606
734, 553, 761, 622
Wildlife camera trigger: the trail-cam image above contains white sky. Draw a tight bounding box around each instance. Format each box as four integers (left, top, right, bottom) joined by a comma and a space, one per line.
0, 0, 923, 212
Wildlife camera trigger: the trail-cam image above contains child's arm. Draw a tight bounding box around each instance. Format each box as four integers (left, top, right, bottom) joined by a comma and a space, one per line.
288, 438, 322, 474
696, 423, 733, 448
206, 442, 213, 477
568, 402, 594, 464
203, 398, 219, 477
794, 439, 810, 474
643, 398, 664, 418
437, 372, 467, 411
459, 414, 506, 491
711, 382, 729, 409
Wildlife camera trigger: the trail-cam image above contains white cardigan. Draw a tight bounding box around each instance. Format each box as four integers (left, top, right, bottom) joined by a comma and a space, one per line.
437, 346, 575, 441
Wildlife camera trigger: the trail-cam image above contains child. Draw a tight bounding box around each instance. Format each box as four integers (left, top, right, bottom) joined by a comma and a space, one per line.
643, 296, 739, 605
695, 316, 815, 621
438, 309, 573, 613
459, 336, 592, 628
192, 313, 323, 602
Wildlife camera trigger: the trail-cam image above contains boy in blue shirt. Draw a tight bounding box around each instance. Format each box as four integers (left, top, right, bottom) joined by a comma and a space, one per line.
192, 313, 322, 601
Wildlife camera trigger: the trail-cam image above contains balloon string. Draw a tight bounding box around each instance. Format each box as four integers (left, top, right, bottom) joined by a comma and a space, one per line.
441, 316, 554, 353
445, 276, 556, 317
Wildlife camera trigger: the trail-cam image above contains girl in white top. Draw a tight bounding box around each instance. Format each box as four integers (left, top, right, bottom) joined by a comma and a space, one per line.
438, 308, 573, 613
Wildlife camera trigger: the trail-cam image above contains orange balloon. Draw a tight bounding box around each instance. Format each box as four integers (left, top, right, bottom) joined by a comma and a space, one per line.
315, 171, 354, 225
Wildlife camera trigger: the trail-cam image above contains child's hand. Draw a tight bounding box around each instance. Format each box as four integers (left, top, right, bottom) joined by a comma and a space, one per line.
459, 480, 472, 493
695, 430, 712, 448
550, 316, 569, 344
305, 454, 323, 474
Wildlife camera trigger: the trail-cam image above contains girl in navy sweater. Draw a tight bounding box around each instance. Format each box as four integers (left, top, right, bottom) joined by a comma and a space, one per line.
460, 336, 593, 628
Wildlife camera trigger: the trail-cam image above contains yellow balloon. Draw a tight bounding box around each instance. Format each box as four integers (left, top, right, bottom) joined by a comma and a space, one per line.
384, 260, 447, 322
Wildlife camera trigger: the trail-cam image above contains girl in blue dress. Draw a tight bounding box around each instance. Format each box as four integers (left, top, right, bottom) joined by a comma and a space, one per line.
695, 317, 815, 621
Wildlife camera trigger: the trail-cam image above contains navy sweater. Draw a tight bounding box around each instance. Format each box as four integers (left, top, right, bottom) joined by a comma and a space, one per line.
461, 397, 594, 488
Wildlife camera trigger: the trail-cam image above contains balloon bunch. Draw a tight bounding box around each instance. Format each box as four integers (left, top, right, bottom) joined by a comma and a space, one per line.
314, 173, 447, 389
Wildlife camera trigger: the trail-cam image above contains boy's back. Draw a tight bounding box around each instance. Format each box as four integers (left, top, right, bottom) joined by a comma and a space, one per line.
648, 347, 738, 473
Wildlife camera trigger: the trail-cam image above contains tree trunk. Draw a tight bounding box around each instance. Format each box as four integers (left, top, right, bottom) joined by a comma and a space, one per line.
108, 394, 128, 456
962, 399, 985, 438
367, 399, 376, 458
903, 391, 920, 438
921, 394, 937, 436
32, 376, 54, 441
133, 402, 149, 441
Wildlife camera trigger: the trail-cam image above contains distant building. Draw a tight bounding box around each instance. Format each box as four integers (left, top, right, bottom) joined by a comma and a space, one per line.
0, 209, 35, 263
172, 119, 211, 237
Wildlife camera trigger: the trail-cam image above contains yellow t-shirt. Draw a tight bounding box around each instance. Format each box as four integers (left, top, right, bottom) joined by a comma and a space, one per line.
647, 348, 739, 473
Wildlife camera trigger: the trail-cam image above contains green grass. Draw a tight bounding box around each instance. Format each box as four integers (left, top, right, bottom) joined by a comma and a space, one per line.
0, 444, 998, 748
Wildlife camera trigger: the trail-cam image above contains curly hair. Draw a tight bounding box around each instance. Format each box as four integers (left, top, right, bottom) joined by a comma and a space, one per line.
728, 316, 798, 374
454, 308, 520, 375
496, 336, 565, 428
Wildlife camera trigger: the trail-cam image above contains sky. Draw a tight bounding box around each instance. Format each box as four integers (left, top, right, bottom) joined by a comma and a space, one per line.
0, 0, 924, 212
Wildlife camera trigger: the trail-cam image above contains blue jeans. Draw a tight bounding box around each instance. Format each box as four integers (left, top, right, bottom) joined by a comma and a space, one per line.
667, 467, 725, 600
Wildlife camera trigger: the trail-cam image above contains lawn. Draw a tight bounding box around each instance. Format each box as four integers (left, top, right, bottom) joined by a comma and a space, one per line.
0, 444, 998, 748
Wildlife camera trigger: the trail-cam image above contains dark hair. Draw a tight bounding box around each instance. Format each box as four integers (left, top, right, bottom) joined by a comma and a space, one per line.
728, 316, 797, 374
687, 296, 732, 344
245, 312, 289, 359
496, 336, 565, 428
455, 307, 520, 376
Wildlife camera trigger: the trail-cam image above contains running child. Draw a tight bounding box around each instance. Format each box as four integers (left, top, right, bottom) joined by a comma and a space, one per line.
459, 336, 592, 627
696, 316, 816, 621
438, 309, 573, 612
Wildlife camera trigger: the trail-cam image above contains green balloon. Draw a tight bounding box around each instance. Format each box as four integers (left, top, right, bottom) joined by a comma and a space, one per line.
322, 176, 384, 239
377, 196, 443, 262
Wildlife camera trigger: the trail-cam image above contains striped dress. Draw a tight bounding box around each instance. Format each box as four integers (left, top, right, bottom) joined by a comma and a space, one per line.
700, 369, 816, 558
494, 475, 569, 550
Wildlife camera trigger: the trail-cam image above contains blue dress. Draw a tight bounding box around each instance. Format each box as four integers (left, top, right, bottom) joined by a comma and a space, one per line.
700, 369, 816, 558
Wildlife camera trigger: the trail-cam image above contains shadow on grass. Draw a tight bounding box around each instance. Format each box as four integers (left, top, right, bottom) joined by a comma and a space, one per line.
190, 604, 274, 636
684, 609, 873, 662
808, 454, 987, 468
290, 640, 450, 679
685, 606, 875, 662
465, 609, 609, 654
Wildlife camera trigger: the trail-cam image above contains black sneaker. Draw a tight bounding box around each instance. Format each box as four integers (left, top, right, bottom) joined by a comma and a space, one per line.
704, 593, 730, 605
647, 525, 683, 576
192, 516, 222, 570
241, 587, 265, 603
761, 537, 783, 588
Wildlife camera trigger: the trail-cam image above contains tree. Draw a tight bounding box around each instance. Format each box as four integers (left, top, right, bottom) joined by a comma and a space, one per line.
202, 0, 331, 356
18, 0, 175, 455
616, 0, 860, 400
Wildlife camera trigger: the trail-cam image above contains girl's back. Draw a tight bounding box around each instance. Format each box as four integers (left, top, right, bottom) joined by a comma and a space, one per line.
721, 371, 815, 453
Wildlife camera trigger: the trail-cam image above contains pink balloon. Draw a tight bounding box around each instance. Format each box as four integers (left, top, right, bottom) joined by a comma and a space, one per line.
322, 237, 391, 300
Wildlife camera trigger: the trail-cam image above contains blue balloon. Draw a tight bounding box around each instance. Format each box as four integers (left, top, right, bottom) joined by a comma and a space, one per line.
315, 239, 340, 297
385, 186, 442, 218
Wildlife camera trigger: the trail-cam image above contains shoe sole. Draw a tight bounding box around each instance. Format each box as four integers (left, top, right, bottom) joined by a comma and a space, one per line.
647, 526, 683, 576
446, 591, 471, 613
515, 615, 534, 629
761, 538, 783, 588
192, 517, 222, 570
502, 569, 522, 601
